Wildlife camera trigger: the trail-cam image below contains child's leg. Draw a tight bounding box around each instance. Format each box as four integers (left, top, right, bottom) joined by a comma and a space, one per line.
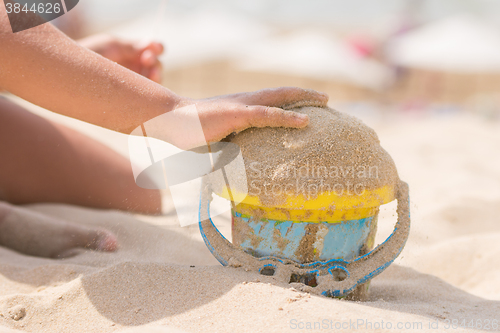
0, 97, 161, 213
0, 201, 117, 258
0, 97, 162, 257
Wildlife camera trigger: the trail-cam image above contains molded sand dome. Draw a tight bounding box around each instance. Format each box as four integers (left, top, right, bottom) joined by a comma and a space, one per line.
215, 106, 399, 212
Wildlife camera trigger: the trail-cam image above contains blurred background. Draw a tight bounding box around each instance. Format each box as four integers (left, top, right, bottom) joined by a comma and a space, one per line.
54, 0, 500, 120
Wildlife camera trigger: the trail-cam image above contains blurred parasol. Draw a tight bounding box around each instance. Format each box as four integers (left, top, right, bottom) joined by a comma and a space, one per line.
388, 15, 500, 73
234, 30, 392, 90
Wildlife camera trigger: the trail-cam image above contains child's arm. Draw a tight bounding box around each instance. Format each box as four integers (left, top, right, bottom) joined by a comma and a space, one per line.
77, 34, 164, 84
0, 4, 328, 144
0, 9, 180, 134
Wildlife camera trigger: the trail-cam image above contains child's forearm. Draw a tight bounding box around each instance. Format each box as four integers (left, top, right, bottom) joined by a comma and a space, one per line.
0, 2, 330, 145
0, 11, 180, 134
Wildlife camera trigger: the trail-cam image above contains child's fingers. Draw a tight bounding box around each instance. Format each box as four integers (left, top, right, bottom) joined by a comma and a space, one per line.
242, 105, 309, 129
234, 87, 329, 109
140, 41, 164, 56
139, 49, 162, 83
140, 49, 158, 67
117, 42, 139, 60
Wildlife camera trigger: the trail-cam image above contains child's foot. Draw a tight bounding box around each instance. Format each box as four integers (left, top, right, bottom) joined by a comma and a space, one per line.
0, 202, 118, 258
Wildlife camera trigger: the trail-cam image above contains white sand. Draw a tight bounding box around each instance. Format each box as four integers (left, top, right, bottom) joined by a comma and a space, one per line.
1, 101, 500, 332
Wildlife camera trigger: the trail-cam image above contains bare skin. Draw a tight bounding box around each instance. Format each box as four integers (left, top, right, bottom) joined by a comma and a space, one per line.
0, 201, 118, 258
0, 37, 164, 257
0, 3, 329, 258
77, 34, 164, 84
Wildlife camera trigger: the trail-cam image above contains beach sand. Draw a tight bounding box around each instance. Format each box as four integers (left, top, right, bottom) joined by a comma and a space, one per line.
1, 99, 500, 332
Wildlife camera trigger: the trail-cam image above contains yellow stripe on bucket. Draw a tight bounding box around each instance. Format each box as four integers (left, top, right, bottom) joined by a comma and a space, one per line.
234, 202, 379, 222
219, 184, 395, 222
219, 185, 395, 210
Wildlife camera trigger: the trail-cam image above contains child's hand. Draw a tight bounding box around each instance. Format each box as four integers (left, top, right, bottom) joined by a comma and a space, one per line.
167, 87, 329, 147
78, 34, 164, 83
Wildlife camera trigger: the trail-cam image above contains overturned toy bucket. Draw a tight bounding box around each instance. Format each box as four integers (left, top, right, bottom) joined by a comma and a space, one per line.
218, 182, 395, 298
231, 186, 395, 263
199, 106, 410, 300
200, 180, 409, 300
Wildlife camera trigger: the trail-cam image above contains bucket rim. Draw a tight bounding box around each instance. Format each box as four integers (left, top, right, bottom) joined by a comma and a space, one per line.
218, 184, 396, 211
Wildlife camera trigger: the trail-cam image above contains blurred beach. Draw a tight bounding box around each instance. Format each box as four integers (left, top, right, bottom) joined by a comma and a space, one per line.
59, 0, 500, 117
2, 1, 500, 332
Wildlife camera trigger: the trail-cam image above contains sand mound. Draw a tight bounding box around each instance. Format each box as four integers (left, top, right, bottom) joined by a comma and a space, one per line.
228, 106, 399, 206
